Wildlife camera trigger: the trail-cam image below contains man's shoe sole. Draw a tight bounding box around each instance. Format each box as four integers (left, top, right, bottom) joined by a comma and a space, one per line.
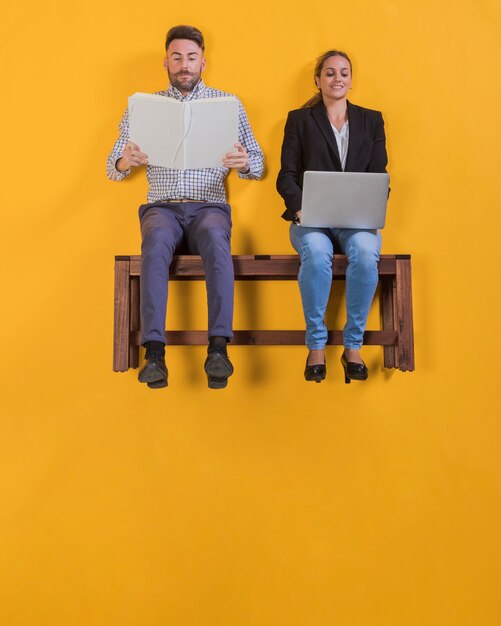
146, 378, 168, 389
138, 363, 168, 387
207, 376, 228, 389
204, 352, 233, 389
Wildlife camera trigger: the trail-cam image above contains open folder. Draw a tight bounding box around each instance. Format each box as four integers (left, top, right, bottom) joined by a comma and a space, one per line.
128, 92, 239, 169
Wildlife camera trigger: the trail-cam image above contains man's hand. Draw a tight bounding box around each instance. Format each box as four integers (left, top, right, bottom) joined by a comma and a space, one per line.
116, 142, 149, 172
222, 143, 250, 172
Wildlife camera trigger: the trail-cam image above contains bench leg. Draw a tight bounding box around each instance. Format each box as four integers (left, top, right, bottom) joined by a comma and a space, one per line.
113, 258, 131, 372
381, 276, 398, 369
129, 276, 140, 369
395, 258, 415, 371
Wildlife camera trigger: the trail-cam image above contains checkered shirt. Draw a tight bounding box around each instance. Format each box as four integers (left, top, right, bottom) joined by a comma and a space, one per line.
106, 79, 264, 203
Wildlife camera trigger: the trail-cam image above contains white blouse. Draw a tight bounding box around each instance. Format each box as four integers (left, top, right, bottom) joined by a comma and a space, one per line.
330, 121, 349, 171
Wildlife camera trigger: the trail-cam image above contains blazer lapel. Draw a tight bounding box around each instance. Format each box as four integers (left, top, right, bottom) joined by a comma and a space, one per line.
310, 103, 342, 170
345, 101, 364, 171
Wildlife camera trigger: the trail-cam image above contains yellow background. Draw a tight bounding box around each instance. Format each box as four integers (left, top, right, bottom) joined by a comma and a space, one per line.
2, 1, 501, 624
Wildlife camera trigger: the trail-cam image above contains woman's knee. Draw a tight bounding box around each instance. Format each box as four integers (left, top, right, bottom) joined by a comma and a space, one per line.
297, 233, 333, 270
345, 233, 380, 272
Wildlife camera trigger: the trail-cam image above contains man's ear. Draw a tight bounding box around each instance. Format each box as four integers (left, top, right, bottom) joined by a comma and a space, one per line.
163, 57, 168, 71
201, 57, 206, 72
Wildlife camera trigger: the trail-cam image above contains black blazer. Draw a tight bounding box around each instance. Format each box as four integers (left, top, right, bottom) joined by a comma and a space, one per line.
276, 100, 388, 220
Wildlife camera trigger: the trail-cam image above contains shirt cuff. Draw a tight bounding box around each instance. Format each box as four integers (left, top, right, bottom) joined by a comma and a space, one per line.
114, 159, 130, 179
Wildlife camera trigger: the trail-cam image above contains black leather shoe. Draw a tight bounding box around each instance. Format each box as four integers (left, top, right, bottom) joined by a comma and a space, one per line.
138, 353, 168, 388
204, 350, 234, 389
304, 358, 326, 383
341, 352, 368, 384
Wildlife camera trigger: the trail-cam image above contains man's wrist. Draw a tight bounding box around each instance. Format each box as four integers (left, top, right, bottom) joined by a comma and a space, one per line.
238, 164, 251, 175
116, 157, 129, 173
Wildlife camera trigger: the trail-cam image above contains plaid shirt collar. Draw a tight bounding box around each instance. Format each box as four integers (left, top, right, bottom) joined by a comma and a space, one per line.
167, 78, 207, 101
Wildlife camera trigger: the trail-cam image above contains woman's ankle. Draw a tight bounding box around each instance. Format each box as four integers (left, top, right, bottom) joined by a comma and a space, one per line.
307, 348, 325, 365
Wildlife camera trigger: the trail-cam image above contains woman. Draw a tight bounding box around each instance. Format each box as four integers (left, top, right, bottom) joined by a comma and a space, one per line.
276, 50, 388, 383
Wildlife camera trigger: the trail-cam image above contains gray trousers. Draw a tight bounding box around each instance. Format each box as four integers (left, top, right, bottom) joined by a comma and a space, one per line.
138, 201, 234, 345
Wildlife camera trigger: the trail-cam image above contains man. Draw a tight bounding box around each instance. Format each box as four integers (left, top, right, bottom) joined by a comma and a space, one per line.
107, 25, 264, 390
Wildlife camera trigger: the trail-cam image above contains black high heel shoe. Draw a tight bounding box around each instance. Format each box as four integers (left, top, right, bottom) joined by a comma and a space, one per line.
341, 352, 368, 384
304, 357, 326, 383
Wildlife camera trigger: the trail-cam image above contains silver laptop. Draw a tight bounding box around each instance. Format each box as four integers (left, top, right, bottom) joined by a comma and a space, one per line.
300, 171, 389, 229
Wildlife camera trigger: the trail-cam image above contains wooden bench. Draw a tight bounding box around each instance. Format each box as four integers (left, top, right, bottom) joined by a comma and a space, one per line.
113, 254, 415, 373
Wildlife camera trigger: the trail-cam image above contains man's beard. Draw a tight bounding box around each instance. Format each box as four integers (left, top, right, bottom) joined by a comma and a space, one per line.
169, 70, 201, 93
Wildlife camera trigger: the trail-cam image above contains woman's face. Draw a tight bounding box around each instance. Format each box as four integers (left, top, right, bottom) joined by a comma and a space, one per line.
316, 55, 352, 102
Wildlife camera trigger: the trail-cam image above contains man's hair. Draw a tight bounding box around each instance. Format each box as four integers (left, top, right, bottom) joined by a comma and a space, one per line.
165, 25, 205, 52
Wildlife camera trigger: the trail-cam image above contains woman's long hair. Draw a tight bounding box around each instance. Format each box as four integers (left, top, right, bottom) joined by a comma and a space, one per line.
302, 50, 352, 108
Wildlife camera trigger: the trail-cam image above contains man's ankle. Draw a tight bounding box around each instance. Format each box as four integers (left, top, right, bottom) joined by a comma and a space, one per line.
144, 341, 165, 358
208, 336, 228, 354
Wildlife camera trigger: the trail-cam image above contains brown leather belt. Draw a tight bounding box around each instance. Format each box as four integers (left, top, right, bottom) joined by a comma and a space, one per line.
160, 199, 207, 203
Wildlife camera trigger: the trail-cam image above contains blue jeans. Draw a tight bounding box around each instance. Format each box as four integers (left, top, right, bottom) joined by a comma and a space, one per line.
289, 224, 382, 350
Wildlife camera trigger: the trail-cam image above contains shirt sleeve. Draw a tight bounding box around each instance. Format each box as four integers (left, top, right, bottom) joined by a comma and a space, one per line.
276, 111, 303, 219
236, 99, 264, 180
106, 108, 131, 181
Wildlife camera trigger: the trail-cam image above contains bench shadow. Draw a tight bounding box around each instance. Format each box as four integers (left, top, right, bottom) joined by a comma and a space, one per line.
234, 227, 268, 383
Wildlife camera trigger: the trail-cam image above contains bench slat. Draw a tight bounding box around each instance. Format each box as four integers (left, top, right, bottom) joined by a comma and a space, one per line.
129, 329, 399, 346
126, 254, 400, 278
